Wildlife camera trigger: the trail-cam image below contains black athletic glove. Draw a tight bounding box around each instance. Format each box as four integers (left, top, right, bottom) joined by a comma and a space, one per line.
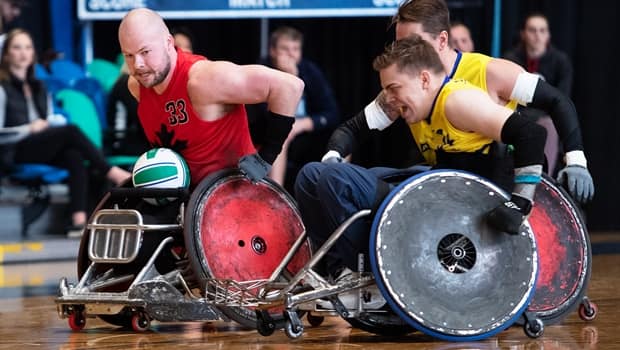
486, 193, 533, 235
238, 153, 271, 182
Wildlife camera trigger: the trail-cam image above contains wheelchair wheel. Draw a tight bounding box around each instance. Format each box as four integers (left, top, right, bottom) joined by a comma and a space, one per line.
76, 182, 187, 328
369, 170, 538, 341
518, 174, 592, 325
184, 169, 311, 328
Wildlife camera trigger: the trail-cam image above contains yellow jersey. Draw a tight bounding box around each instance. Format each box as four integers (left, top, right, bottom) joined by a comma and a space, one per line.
453, 51, 518, 111
409, 79, 494, 165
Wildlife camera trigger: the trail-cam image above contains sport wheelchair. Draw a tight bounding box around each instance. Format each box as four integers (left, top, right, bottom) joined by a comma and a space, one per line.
55, 168, 594, 341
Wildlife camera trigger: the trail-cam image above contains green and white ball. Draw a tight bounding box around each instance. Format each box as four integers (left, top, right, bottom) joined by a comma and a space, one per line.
132, 148, 190, 205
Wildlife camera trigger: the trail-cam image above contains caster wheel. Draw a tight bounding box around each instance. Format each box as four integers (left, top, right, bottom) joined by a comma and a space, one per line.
68, 311, 86, 331
283, 310, 304, 339
131, 312, 151, 332
256, 318, 276, 336
285, 321, 304, 339
524, 318, 544, 338
579, 300, 598, 321
307, 313, 324, 327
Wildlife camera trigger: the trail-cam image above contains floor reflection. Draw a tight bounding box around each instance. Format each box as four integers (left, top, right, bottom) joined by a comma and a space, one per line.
0, 260, 76, 299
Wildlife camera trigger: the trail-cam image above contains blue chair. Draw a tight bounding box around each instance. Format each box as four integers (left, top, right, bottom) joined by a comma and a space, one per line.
34, 63, 50, 80
42, 77, 70, 95
54, 88, 138, 169
72, 77, 108, 132
49, 59, 86, 86
87, 58, 121, 93
6, 163, 69, 237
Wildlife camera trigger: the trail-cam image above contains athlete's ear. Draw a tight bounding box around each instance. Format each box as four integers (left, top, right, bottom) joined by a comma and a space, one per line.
420, 70, 431, 90
437, 30, 450, 52
165, 33, 175, 50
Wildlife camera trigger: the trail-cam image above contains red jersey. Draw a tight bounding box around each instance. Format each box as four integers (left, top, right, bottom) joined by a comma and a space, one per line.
138, 49, 256, 186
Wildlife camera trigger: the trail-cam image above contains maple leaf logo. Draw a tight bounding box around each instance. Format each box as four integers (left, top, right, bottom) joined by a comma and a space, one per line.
152, 124, 188, 154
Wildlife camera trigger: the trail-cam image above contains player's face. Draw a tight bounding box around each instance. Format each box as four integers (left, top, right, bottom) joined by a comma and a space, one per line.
395, 21, 443, 55
121, 33, 172, 88
380, 64, 433, 125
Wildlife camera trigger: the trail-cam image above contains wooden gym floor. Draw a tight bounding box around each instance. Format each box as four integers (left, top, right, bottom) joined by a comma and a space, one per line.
0, 233, 619, 350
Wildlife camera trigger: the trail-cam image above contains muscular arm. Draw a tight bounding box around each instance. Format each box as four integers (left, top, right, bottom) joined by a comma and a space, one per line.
445, 88, 546, 170
324, 90, 398, 158
188, 60, 304, 117
528, 79, 582, 152
485, 58, 524, 105
444, 88, 512, 142
486, 57, 584, 152
325, 109, 372, 158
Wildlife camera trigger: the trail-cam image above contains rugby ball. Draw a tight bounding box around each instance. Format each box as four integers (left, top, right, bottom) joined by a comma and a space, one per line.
132, 148, 190, 205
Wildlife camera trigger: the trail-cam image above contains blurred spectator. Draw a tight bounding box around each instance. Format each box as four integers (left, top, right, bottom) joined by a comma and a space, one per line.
171, 26, 194, 53
449, 21, 474, 52
504, 13, 573, 175
0, 29, 130, 237
252, 26, 339, 192
105, 62, 150, 158
0, 0, 24, 50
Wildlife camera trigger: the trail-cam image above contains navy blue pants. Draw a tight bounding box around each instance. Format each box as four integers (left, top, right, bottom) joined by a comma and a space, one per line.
14, 125, 111, 213
294, 162, 426, 276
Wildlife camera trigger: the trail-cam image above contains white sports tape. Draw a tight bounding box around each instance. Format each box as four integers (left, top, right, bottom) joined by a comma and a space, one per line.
509, 72, 540, 106
364, 100, 394, 130
565, 150, 587, 168
321, 150, 343, 162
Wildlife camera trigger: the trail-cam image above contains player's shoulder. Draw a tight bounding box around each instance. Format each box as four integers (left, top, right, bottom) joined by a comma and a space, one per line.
444, 79, 487, 105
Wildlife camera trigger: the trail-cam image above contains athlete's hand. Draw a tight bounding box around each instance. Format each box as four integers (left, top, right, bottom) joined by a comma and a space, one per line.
238, 153, 271, 182
557, 165, 594, 204
486, 193, 532, 235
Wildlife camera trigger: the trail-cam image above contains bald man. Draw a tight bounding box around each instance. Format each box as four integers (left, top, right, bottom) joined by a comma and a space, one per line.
118, 8, 304, 186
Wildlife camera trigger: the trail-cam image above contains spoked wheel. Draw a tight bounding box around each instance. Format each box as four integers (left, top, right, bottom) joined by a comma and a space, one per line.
519, 175, 593, 325
76, 183, 187, 328
184, 169, 312, 328
370, 170, 538, 341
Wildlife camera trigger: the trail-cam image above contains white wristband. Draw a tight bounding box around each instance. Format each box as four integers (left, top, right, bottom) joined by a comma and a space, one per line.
565, 150, 587, 168
364, 100, 393, 130
321, 150, 343, 162
510, 72, 540, 106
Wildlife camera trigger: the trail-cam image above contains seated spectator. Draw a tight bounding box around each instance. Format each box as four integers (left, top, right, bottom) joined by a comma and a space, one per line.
0, 29, 130, 237
449, 21, 474, 52
0, 0, 24, 50
504, 12, 573, 175
251, 26, 339, 192
171, 26, 194, 53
